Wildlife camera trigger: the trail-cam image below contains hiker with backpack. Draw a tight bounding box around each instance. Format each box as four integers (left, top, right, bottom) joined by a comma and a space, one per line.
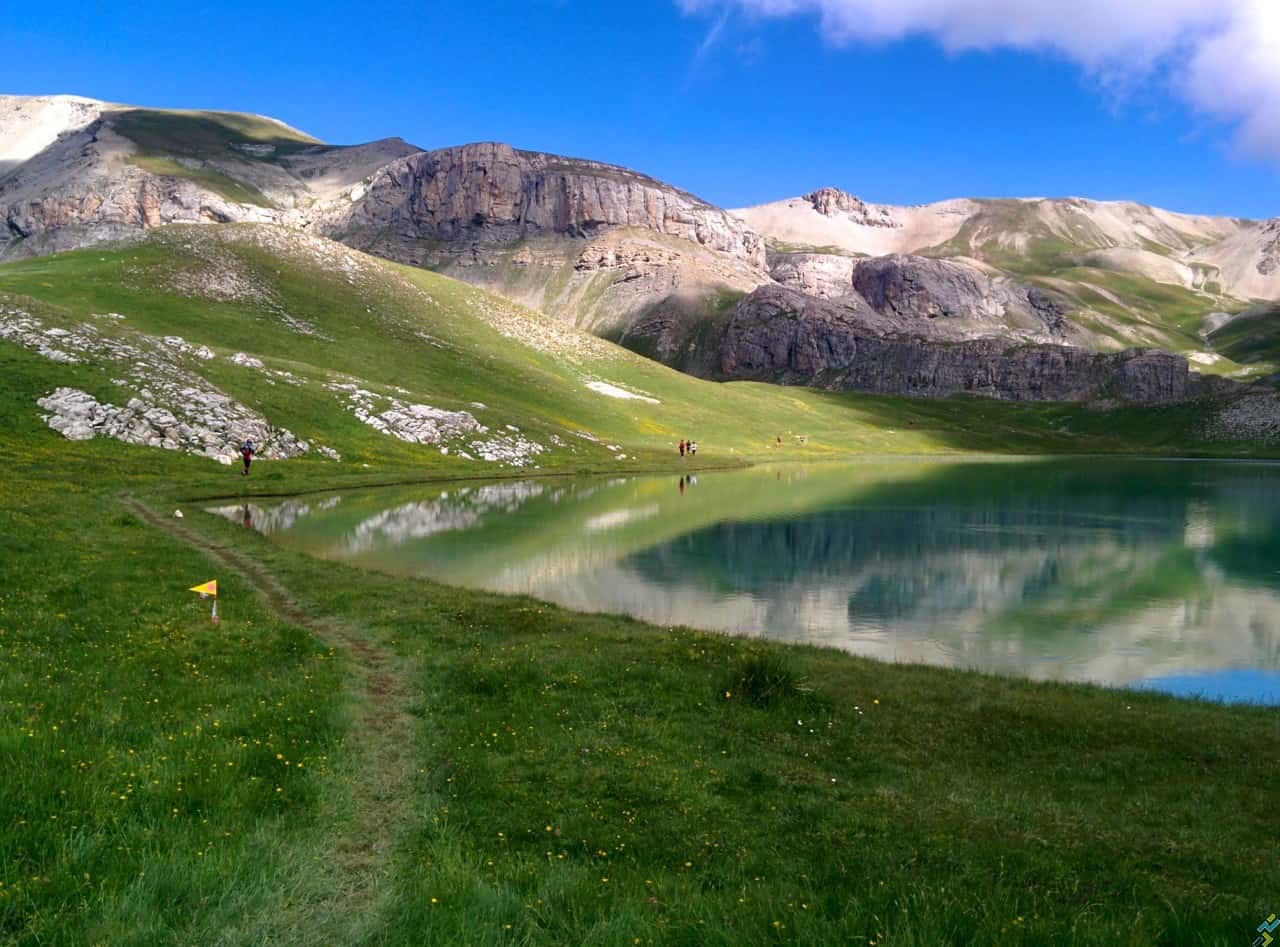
240, 438, 256, 476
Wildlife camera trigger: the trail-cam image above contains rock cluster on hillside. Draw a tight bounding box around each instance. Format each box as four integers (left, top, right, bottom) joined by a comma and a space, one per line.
0, 308, 307, 458
36, 386, 308, 458
329, 382, 545, 466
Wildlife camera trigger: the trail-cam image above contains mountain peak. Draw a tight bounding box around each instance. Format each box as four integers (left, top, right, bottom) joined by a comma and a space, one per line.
804, 187, 865, 217
802, 187, 900, 229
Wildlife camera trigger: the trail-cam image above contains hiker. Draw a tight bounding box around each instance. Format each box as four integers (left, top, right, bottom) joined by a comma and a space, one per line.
240, 438, 256, 476
690, 441, 698, 457
679, 439, 686, 458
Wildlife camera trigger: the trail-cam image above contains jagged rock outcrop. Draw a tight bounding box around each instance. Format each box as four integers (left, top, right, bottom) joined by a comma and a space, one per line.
770, 251, 1076, 342
804, 187, 899, 228
712, 284, 1200, 403
850, 254, 1075, 339
333, 142, 766, 269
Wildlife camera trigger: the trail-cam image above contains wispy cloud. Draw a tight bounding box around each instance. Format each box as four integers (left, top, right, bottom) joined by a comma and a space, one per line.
688, 4, 734, 78
677, 0, 1280, 159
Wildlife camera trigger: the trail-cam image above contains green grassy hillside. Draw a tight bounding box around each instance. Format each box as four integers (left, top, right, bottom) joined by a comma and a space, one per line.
112, 109, 320, 208
0, 225, 1268, 471
1208, 306, 1280, 375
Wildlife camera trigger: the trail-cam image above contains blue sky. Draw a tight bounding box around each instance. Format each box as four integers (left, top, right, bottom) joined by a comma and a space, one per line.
7, 0, 1277, 218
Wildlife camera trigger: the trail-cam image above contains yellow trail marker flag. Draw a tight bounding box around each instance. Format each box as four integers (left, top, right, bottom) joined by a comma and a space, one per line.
189, 580, 218, 597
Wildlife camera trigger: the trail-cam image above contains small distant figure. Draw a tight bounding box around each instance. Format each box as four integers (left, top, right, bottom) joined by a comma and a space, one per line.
689, 441, 698, 457
679, 439, 686, 458
240, 438, 256, 476
776, 435, 782, 447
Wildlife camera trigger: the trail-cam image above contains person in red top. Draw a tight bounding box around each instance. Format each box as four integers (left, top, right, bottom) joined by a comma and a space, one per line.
240, 438, 256, 476
679, 439, 686, 458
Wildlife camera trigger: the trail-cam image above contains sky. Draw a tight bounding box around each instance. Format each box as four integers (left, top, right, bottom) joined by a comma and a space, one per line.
6, 0, 1278, 219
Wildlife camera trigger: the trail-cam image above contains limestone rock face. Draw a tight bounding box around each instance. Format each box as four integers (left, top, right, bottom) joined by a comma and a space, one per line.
769, 252, 857, 299
2, 117, 278, 257
334, 142, 766, 269
712, 284, 1199, 403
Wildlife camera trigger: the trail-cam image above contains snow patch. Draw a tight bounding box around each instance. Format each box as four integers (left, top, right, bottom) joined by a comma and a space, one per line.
586, 380, 659, 403
1187, 351, 1222, 366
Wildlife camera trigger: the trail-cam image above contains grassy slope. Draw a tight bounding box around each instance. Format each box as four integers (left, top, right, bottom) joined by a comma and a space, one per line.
916, 202, 1259, 367
1, 229, 1277, 944
1209, 306, 1280, 374
112, 109, 317, 209
0, 226, 1267, 467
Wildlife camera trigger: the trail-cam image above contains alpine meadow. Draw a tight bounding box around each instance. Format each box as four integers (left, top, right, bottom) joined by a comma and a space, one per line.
3, 22, 1280, 944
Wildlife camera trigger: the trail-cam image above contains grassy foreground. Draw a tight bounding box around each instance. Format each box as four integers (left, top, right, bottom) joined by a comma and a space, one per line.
1, 229, 1277, 944
2, 434, 1276, 946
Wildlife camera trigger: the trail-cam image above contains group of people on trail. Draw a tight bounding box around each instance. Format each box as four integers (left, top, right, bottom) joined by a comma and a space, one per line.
678, 438, 698, 458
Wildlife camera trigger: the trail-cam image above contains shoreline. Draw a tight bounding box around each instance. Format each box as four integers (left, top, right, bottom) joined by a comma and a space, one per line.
145, 454, 1280, 712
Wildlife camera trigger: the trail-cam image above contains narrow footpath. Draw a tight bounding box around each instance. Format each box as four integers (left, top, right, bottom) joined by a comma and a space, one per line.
120, 494, 417, 941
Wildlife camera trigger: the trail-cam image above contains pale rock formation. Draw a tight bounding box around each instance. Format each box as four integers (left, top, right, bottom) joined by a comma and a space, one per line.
332, 142, 765, 268
769, 252, 857, 299
804, 187, 899, 228
37, 386, 307, 458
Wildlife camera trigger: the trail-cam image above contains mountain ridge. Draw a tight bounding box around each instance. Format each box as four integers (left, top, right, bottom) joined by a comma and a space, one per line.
4, 93, 1280, 405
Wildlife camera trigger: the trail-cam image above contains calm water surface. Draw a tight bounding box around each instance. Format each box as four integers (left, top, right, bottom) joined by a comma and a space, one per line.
213, 459, 1280, 703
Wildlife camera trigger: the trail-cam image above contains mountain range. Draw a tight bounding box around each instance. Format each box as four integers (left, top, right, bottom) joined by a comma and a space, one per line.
3, 93, 1279, 405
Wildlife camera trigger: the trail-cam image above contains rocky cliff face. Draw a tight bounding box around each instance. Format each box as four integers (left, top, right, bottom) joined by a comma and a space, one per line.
768, 252, 856, 299
770, 251, 1077, 343
333, 142, 766, 268
712, 284, 1199, 403
2, 118, 277, 256
328, 142, 768, 335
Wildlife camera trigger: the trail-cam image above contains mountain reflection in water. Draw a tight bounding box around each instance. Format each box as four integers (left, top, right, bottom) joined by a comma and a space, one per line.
210, 459, 1280, 702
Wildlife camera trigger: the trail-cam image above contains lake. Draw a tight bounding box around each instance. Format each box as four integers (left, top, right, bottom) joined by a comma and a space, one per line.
212, 459, 1280, 703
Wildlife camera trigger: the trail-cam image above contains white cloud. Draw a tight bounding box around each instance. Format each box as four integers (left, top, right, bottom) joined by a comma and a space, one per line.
679, 0, 1280, 157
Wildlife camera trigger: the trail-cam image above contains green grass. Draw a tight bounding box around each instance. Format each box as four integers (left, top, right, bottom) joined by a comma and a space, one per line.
110, 108, 317, 210
0, 226, 1269, 467
1, 229, 1278, 943
909, 200, 1255, 359
765, 239, 862, 257
1208, 306, 1280, 373
125, 155, 274, 208
111, 109, 317, 159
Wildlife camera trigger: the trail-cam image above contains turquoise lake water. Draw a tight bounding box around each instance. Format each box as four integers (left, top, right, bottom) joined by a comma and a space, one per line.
214, 458, 1280, 703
